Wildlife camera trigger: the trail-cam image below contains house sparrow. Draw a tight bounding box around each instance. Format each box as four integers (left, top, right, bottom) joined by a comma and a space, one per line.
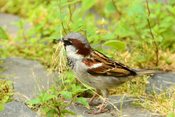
58, 32, 163, 114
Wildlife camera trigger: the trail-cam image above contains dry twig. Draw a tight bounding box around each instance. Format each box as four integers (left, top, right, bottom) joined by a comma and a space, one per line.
146, 0, 159, 66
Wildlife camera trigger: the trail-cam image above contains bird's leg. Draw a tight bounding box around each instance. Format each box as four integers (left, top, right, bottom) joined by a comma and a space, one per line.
88, 93, 100, 106
88, 89, 101, 106
88, 89, 109, 114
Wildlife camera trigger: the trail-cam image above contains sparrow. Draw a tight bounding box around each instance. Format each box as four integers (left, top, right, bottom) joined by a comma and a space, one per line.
58, 32, 163, 114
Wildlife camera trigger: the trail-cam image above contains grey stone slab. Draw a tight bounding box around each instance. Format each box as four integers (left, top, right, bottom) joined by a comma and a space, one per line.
66, 96, 160, 117
0, 57, 57, 101
147, 72, 175, 94
0, 12, 32, 37
0, 101, 39, 117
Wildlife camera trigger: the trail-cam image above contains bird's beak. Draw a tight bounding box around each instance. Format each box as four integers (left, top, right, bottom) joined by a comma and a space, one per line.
57, 37, 64, 42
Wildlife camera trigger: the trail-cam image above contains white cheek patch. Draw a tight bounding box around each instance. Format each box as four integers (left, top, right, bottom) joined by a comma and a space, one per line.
66, 45, 83, 59
89, 63, 103, 69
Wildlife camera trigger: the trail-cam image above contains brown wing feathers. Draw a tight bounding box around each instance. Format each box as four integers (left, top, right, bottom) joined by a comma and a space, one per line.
83, 49, 137, 77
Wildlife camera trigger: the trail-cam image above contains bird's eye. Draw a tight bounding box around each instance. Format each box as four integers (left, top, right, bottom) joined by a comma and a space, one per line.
64, 40, 72, 45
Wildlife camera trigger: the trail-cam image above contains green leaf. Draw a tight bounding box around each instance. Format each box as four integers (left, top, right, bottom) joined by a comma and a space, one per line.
61, 109, 76, 115
82, 0, 96, 13
0, 27, 8, 40
105, 1, 116, 14
0, 104, 4, 111
164, 59, 172, 65
1, 54, 6, 59
27, 98, 41, 105
71, 84, 87, 94
75, 97, 89, 108
59, 91, 72, 99
134, 4, 145, 16
103, 40, 126, 50
136, 56, 147, 62
169, 0, 175, 4
128, 3, 147, 19
132, 3, 145, 14
41, 107, 50, 113
167, 114, 175, 117
105, 33, 115, 40
46, 109, 57, 117
47, 35, 61, 40
153, 36, 163, 42
57, 11, 65, 21
61, 0, 81, 7
43, 93, 56, 101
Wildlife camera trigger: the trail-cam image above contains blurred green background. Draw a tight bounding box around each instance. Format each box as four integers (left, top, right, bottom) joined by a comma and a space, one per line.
0, 0, 175, 70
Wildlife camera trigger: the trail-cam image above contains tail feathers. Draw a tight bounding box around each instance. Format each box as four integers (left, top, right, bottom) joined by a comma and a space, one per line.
133, 68, 164, 75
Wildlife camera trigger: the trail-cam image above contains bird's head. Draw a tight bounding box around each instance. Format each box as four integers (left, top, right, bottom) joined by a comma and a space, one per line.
58, 32, 92, 58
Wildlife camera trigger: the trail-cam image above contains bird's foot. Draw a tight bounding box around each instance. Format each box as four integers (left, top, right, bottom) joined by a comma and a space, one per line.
75, 102, 101, 106
88, 102, 108, 114
87, 108, 108, 114
88, 102, 101, 106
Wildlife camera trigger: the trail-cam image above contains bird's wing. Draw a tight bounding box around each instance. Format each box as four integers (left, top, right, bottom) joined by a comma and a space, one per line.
82, 49, 137, 77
